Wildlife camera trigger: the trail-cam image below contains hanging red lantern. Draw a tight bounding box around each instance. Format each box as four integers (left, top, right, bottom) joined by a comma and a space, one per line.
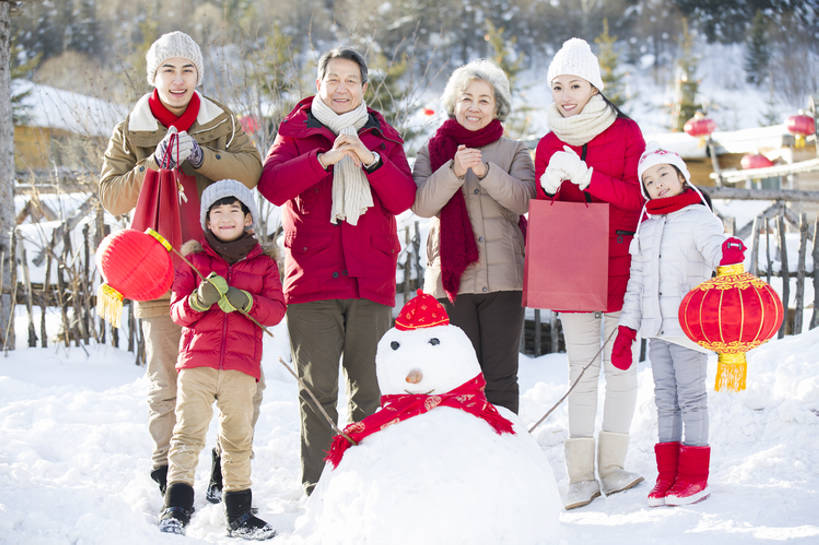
684, 113, 716, 147
740, 153, 774, 170
678, 263, 784, 392
423, 108, 435, 116
96, 228, 175, 327
786, 114, 814, 148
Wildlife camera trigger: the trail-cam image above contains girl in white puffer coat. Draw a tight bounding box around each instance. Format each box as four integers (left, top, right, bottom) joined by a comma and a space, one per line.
611, 145, 746, 507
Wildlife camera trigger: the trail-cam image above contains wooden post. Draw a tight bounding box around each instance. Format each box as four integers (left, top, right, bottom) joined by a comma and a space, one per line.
40, 233, 55, 348
811, 219, 819, 329
778, 214, 789, 338
19, 244, 37, 347
794, 214, 808, 335
403, 226, 411, 302
3, 229, 17, 351
765, 218, 773, 285
54, 244, 71, 348
127, 300, 135, 353
413, 221, 423, 291
550, 311, 559, 355
82, 223, 94, 344
63, 229, 85, 346
533, 308, 541, 356
749, 217, 760, 276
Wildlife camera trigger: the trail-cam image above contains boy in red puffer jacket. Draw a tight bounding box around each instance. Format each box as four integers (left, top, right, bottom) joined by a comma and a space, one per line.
160, 179, 285, 540
612, 146, 746, 507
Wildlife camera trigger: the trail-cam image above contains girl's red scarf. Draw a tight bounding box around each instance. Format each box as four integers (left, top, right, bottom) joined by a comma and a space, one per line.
645, 188, 703, 216
428, 119, 504, 301
148, 89, 200, 132
325, 373, 515, 469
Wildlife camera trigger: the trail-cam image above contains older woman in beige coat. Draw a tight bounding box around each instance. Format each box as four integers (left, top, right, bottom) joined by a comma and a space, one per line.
412, 60, 536, 413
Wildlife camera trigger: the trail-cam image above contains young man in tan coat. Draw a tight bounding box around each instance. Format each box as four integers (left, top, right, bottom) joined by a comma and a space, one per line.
98, 31, 262, 500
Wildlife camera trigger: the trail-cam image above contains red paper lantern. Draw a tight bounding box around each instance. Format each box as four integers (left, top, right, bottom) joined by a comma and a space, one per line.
423, 108, 435, 116
786, 114, 814, 148
684, 115, 717, 138
238, 115, 259, 135
740, 153, 774, 170
96, 228, 174, 327
679, 264, 784, 392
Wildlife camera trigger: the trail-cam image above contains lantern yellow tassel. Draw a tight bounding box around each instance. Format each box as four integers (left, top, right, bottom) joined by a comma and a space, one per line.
96, 283, 124, 328
715, 352, 747, 392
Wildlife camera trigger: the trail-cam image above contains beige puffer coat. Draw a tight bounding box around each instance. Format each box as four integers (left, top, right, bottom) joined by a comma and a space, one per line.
99, 91, 262, 317
412, 137, 536, 299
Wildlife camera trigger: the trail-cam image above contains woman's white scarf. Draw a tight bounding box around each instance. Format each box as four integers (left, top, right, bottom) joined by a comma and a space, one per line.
311, 96, 373, 225
546, 94, 617, 146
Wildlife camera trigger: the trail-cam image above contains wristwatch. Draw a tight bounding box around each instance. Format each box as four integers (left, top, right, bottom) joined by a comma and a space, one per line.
364, 151, 381, 171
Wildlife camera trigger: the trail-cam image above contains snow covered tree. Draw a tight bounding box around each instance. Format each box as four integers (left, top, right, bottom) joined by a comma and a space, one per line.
744, 10, 770, 85
484, 19, 533, 138
670, 19, 701, 132
0, 0, 15, 349
595, 18, 628, 109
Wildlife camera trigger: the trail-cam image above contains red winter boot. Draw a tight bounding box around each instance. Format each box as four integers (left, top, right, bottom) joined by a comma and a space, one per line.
665, 445, 710, 506
647, 442, 680, 507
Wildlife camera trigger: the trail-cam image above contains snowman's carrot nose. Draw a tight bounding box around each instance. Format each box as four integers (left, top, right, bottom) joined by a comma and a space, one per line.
405, 369, 424, 384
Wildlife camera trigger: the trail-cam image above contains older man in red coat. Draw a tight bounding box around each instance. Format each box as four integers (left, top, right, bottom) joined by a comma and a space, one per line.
258, 47, 416, 495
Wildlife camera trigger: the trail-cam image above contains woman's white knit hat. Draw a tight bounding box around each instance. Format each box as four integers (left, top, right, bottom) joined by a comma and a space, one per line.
200, 179, 259, 231
547, 38, 604, 91
637, 143, 692, 190
146, 31, 203, 86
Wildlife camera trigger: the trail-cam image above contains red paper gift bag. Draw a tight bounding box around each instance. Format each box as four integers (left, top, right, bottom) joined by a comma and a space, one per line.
131, 167, 201, 268
522, 199, 609, 311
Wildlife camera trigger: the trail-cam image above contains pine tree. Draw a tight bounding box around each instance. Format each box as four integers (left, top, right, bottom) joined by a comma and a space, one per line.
484, 19, 532, 139
594, 18, 628, 109
744, 10, 770, 86
670, 19, 702, 132
365, 52, 421, 143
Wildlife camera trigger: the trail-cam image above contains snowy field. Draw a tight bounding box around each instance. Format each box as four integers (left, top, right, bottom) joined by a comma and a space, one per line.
1, 304, 817, 545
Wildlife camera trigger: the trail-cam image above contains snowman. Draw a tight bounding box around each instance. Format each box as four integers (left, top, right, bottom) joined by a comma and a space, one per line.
293, 291, 562, 545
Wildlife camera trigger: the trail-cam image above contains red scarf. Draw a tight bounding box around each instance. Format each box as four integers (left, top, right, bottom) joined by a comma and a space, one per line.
428, 119, 504, 301
148, 88, 200, 132
325, 373, 515, 469
645, 188, 703, 216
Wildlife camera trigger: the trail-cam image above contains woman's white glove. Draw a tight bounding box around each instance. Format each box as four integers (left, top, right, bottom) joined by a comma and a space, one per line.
540, 164, 565, 195
548, 145, 593, 190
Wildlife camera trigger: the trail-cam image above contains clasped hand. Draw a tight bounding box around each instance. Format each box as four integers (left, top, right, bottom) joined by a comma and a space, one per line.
541, 145, 592, 194
319, 133, 375, 169
452, 144, 488, 178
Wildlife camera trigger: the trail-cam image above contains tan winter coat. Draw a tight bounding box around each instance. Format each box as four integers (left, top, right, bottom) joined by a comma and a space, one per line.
99, 92, 262, 317
412, 137, 536, 299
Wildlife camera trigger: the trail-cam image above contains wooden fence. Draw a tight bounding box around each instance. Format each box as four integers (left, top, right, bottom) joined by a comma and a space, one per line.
4, 206, 817, 362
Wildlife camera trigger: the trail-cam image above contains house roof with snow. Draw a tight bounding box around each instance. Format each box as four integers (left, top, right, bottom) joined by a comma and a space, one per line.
13, 80, 128, 138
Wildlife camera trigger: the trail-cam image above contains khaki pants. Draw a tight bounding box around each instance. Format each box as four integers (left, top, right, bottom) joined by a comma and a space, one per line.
287, 299, 390, 493
167, 367, 257, 491
559, 311, 637, 438
142, 313, 265, 470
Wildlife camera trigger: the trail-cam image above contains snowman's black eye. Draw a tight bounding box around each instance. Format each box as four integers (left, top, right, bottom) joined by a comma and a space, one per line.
428, 338, 440, 346
390, 341, 400, 350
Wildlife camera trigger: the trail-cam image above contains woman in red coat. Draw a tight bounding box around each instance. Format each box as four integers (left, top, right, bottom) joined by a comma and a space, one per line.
534, 38, 646, 510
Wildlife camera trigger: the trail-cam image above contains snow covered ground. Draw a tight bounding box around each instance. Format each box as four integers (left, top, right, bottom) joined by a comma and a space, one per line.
1, 305, 817, 545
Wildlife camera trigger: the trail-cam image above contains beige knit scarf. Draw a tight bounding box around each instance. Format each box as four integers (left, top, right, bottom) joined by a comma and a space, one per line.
311, 96, 373, 225
547, 94, 617, 146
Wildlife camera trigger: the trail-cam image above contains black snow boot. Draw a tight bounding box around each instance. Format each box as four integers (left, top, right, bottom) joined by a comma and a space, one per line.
207, 447, 223, 504
159, 482, 195, 535
224, 489, 276, 540
150, 465, 168, 497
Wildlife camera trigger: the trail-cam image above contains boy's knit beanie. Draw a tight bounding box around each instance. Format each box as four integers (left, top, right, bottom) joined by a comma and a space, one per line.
200, 179, 259, 231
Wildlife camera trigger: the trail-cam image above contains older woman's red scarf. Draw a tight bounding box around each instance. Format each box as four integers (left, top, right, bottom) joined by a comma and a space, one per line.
428, 119, 504, 301
325, 373, 515, 468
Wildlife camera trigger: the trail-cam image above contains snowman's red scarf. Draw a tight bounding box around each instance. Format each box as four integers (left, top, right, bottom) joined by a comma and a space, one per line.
325, 374, 515, 469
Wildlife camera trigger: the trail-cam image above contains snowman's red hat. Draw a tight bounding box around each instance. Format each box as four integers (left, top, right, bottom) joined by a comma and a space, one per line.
395, 289, 450, 331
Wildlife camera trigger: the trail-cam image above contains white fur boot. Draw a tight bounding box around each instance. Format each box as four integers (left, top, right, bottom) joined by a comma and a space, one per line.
564, 437, 600, 509
598, 431, 644, 496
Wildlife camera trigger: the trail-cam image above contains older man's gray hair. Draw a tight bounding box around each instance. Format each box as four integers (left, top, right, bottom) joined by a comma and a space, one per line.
441, 59, 512, 122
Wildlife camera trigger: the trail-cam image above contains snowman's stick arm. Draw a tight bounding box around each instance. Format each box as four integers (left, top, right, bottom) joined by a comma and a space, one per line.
278, 357, 357, 445
528, 327, 617, 434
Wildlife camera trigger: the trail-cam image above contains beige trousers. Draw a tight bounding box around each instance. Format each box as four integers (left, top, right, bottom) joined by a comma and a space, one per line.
167, 367, 257, 492
142, 312, 265, 470
559, 311, 637, 438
